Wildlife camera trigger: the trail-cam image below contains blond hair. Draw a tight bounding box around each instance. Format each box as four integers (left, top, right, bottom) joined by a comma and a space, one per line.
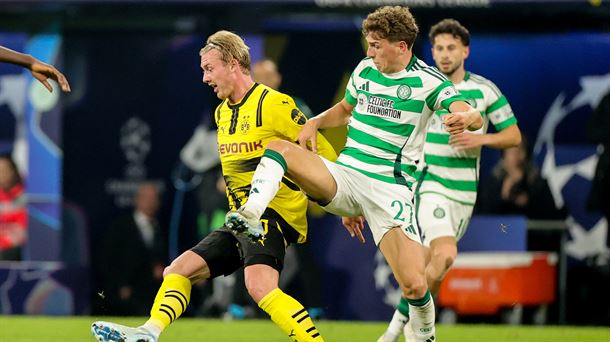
362, 6, 419, 48
200, 30, 251, 74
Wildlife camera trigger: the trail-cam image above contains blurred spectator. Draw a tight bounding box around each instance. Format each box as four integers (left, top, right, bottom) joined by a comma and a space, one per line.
100, 182, 166, 315
0, 154, 27, 260
476, 139, 566, 219
252, 59, 314, 118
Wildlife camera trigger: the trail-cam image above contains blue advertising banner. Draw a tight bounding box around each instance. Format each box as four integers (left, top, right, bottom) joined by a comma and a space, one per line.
0, 32, 65, 261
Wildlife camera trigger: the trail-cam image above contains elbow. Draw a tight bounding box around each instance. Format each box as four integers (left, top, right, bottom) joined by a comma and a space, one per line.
511, 132, 522, 147
510, 127, 523, 147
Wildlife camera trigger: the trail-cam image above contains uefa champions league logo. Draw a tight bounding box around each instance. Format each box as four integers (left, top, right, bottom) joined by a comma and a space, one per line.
105, 117, 153, 207
535, 73, 610, 262
120, 117, 151, 164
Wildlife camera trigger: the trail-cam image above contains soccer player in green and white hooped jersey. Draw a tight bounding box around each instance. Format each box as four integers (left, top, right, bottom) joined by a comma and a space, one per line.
224, 7, 483, 342
378, 19, 522, 342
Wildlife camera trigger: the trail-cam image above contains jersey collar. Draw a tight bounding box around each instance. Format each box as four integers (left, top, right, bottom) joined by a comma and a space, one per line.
228, 83, 260, 109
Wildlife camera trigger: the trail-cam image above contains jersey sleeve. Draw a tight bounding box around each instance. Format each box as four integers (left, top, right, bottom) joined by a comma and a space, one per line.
266, 94, 308, 140
344, 70, 358, 106
425, 78, 467, 111
485, 82, 517, 131
266, 93, 338, 162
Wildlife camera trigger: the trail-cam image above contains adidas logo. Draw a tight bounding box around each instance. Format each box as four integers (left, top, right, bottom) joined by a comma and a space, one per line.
249, 188, 260, 194
359, 81, 370, 91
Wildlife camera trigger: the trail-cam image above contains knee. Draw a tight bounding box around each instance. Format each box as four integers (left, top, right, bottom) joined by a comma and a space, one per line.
245, 278, 276, 303
163, 262, 181, 278
433, 249, 457, 272
163, 259, 208, 281
401, 276, 428, 299
266, 140, 297, 159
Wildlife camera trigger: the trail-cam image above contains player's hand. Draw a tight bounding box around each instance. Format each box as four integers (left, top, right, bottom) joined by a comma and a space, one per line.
341, 216, 366, 243
297, 118, 320, 153
449, 132, 485, 149
443, 112, 471, 135
29, 59, 71, 92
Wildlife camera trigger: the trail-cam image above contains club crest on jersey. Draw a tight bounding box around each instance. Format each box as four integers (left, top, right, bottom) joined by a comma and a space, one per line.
291, 109, 307, 125
397, 85, 412, 100
240, 115, 251, 134
433, 206, 445, 219
466, 97, 478, 108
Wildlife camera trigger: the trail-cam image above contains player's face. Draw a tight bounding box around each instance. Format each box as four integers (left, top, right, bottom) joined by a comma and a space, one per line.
432, 33, 469, 77
366, 32, 405, 74
201, 49, 235, 100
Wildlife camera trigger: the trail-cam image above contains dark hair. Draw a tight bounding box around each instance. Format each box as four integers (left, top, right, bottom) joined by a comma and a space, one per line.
362, 6, 419, 48
429, 19, 470, 46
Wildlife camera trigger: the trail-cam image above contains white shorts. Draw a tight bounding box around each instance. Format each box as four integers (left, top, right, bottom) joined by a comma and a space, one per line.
416, 192, 474, 246
320, 158, 421, 245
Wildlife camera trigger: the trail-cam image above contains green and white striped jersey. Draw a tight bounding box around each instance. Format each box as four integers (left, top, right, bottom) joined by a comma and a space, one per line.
418, 71, 517, 205
341, 56, 466, 187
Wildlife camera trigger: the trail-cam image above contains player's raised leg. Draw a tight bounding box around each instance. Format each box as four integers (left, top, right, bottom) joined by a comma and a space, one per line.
226, 141, 337, 238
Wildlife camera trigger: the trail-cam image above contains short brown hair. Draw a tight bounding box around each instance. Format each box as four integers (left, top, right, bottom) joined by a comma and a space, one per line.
362, 6, 419, 48
200, 30, 251, 74
429, 19, 470, 46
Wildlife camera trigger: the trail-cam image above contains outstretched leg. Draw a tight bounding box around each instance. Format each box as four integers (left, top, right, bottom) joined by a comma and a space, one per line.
92, 251, 207, 342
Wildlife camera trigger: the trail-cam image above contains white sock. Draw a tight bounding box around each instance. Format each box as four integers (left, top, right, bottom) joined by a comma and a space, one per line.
242, 153, 285, 218
408, 292, 435, 341
386, 309, 409, 338
142, 321, 163, 338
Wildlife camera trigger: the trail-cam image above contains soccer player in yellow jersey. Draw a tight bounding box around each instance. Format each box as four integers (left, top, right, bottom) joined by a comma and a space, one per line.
91, 30, 336, 342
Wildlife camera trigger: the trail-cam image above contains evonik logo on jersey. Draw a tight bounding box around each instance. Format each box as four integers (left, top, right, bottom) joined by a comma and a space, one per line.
219, 140, 263, 155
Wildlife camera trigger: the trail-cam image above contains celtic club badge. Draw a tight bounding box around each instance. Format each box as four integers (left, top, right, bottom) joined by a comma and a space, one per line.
397, 85, 411, 100
433, 206, 445, 219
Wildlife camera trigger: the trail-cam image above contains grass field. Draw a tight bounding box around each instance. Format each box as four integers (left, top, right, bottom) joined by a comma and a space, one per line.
1, 316, 609, 341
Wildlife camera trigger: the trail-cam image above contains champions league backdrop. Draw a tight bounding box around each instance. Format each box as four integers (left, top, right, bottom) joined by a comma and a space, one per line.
1, 1, 609, 323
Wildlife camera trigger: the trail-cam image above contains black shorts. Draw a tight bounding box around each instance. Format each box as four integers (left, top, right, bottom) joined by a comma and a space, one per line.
190, 208, 300, 278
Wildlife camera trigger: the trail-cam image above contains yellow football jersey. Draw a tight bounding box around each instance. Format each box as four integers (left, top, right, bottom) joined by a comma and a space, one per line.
215, 83, 337, 243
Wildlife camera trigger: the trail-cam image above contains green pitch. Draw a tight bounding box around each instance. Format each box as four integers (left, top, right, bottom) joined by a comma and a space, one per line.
0, 316, 608, 341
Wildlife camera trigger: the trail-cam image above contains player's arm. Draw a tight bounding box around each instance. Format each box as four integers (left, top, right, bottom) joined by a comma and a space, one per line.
297, 99, 353, 153
444, 100, 483, 134
427, 78, 482, 134
450, 124, 521, 150
271, 95, 338, 161
0, 45, 71, 92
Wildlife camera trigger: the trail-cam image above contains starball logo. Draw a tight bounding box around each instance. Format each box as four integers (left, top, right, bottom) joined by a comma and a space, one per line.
219, 140, 263, 155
